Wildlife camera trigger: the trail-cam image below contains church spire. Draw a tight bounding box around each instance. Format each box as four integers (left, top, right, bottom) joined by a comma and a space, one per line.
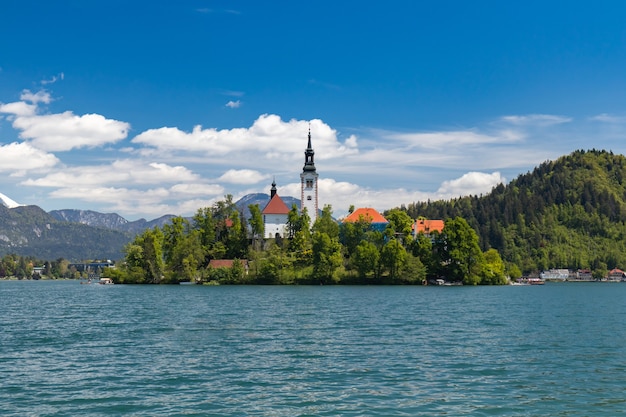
270, 177, 277, 198
300, 125, 319, 221
303, 125, 316, 172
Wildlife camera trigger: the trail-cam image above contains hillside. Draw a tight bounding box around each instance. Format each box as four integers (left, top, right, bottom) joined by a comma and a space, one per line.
0, 205, 131, 261
0, 195, 302, 262
402, 149, 626, 274
49, 209, 177, 234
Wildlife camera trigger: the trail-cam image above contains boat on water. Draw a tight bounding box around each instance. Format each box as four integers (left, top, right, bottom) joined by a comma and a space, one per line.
98, 277, 114, 285
513, 277, 545, 285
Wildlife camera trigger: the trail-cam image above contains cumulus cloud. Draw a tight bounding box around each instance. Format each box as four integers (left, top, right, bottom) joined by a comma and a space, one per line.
47, 185, 223, 218
437, 172, 505, 196
226, 100, 241, 108
0, 101, 37, 117
132, 114, 359, 162
218, 169, 268, 184
0, 89, 129, 151
21, 89, 52, 104
0, 142, 59, 175
13, 111, 130, 151
23, 160, 200, 187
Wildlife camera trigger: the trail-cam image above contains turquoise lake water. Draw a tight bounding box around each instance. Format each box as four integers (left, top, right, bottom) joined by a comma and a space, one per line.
1, 280, 626, 416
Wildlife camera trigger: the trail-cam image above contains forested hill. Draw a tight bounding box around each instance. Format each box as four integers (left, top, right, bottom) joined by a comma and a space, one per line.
401, 149, 626, 275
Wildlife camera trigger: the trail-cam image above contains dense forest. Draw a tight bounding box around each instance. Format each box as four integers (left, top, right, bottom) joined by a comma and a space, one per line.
402, 149, 626, 277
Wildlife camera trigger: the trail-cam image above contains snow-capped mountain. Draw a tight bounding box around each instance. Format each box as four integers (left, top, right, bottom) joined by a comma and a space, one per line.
0, 192, 22, 209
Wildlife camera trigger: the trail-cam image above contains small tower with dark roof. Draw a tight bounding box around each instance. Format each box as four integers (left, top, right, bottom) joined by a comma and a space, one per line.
300, 127, 319, 220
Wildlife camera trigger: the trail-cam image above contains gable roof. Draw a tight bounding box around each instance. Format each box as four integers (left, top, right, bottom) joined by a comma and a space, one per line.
342, 207, 388, 224
262, 194, 290, 215
414, 219, 445, 234
208, 259, 248, 269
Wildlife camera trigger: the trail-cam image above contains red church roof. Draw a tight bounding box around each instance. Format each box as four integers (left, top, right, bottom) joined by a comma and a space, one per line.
262, 194, 290, 215
342, 207, 388, 223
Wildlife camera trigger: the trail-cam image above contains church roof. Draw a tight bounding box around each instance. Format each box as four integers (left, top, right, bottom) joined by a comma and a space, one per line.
342, 207, 388, 224
262, 194, 290, 215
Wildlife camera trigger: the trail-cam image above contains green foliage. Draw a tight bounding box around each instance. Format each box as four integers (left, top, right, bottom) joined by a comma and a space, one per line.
311, 231, 342, 283
353, 240, 379, 279
403, 150, 626, 275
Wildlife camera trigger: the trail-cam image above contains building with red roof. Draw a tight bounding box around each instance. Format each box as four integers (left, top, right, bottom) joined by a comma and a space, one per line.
262, 180, 290, 238
342, 207, 388, 224
413, 219, 445, 237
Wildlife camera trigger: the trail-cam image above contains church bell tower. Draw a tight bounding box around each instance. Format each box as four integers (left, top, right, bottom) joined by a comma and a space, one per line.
300, 127, 319, 221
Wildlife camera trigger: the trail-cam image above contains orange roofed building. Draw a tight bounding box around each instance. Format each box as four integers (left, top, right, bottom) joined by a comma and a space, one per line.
343, 207, 388, 224
413, 219, 445, 237
262, 180, 290, 239
342, 208, 389, 232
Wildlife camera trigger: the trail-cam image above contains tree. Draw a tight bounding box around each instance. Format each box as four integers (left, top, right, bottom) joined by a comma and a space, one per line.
481, 248, 507, 285
248, 203, 265, 248
385, 208, 414, 242
353, 240, 379, 279
340, 215, 373, 258
380, 238, 407, 281
311, 231, 342, 283
312, 205, 339, 239
193, 206, 216, 262
437, 217, 485, 285
162, 217, 204, 283
400, 253, 427, 284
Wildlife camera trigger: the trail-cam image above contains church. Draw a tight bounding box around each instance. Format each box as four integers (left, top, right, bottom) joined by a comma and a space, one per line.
262, 129, 319, 239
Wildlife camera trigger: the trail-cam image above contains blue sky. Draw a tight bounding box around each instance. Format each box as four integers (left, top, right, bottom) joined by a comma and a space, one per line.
1, 1, 626, 220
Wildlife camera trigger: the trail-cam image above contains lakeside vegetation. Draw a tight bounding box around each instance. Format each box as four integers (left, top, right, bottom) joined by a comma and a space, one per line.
403, 149, 626, 279
5, 149, 626, 285
102, 194, 507, 285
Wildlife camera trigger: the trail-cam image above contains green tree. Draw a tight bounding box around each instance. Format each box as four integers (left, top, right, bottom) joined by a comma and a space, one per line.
385, 208, 414, 241
311, 231, 342, 283
353, 240, 379, 279
380, 238, 407, 281
400, 253, 427, 284
193, 206, 216, 262
248, 203, 265, 248
162, 217, 204, 283
340, 215, 373, 258
437, 217, 485, 285
481, 248, 507, 285
312, 205, 339, 239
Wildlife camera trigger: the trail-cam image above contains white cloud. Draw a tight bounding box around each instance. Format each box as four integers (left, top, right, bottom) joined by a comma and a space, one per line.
226, 100, 241, 108
0, 101, 37, 117
590, 113, 626, 123
13, 111, 130, 151
41, 73, 64, 85
20, 89, 52, 104
218, 169, 268, 184
47, 185, 222, 218
0, 142, 59, 175
501, 114, 572, 126
437, 172, 505, 196
23, 160, 200, 187
132, 115, 358, 162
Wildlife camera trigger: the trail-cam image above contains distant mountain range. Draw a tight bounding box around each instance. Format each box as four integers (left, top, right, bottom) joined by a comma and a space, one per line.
0, 192, 302, 261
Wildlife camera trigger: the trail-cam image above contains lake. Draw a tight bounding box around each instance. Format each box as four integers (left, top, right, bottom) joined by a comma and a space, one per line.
1, 280, 625, 416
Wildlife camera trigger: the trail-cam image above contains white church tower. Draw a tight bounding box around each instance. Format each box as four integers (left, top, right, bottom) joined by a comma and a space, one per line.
300, 127, 319, 221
